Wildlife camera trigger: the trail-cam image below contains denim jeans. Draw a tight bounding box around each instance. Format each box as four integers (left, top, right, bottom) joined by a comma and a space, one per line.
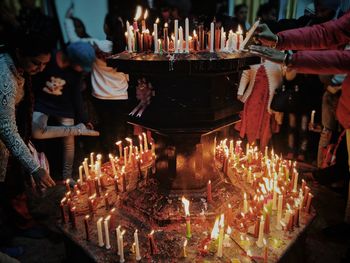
32, 111, 75, 179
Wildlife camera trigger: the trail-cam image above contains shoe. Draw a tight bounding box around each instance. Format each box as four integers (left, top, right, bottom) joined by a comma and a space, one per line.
75, 123, 100, 136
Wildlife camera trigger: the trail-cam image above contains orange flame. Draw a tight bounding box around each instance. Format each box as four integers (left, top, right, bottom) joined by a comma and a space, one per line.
181, 196, 190, 216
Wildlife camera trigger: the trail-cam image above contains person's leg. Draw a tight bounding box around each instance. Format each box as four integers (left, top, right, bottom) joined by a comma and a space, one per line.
32, 111, 98, 139
297, 113, 309, 161
57, 117, 75, 181
318, 91, 339, 167
287, 113, 297, 159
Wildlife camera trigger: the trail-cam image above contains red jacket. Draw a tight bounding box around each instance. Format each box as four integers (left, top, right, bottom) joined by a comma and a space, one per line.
276, 12, 350, 129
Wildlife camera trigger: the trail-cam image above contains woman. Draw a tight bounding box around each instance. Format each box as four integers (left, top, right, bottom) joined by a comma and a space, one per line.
0, 15, 55, 236
65, 8, 129, 154
32, 41, 99, 184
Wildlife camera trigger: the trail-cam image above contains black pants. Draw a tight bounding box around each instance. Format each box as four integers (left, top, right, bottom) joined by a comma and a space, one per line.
93, 98, 129, 155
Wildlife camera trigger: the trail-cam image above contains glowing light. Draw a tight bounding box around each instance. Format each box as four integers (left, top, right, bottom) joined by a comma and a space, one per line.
181, 196, 190, 216
134, 6, 142, 21
143, 9, 148, 20
211, 217, 220, 239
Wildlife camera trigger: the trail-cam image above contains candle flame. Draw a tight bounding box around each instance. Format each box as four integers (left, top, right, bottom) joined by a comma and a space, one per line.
105, 215, 111, 221
85, 215, 90, 220
134, 6, 142, 21
149, 229, 154, 235
244, 192, 247, 200
193, 29, 197, 37
263, 238, 267, 246
61, 197, 66, 204
116, 141, 122, 146
247, 249, 252, 257
125, 137, 132, 144
164, 22, 168, 28
226, 226, 232, 235
211, 217, 220, 239
204, 245, 208, 250
121, 229, 126, 236
155, 17, 160, 24
143, 9, 148, 20
135, 229, 138, 234
181, 196, 190, 216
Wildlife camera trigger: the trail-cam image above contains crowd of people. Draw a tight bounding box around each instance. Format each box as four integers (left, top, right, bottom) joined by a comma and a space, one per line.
0, 0, 350, 262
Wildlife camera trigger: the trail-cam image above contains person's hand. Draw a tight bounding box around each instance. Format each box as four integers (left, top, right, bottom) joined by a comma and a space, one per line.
32, 168, 55, 188
249, 45, 286, 64
65, 3, 74, 18
255, 24, 278, 47
85, 122, 94, 130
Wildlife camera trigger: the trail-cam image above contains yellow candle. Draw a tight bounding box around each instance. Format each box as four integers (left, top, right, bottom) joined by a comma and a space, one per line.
104, 215, 111, 249
97, 217, 104, 247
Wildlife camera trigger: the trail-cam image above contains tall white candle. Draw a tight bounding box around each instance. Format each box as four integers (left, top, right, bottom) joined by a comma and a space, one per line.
134, 230, 141, 261
174, 20, 178, 53
220, 27, 225, 51
217, 215, 224, 257
124, 147, 127, 165
116, 225, 121, 255
243, 192, 248, 213
142, 132, 149, 151
272, 189, 277, 210
83, 158, 89, 177
79, 165, 83, 183
256, 216, 265, 248
311, 110, 316, 125
178, 26, 183, 53
97, 217, 104, 247
126, 21, 133, 52
276, 194, 283, 230
104, 215, 111, 249
210, 22, 214, 52
153, 23, 158, 53
185, 18, 189, 53
90, 152, 94, 168
119, 230, 126, 263
293, 171, 299, 192
109, 154, 117, 177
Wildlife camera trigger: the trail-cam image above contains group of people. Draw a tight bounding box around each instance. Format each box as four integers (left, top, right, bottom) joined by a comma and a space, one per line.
0, 0, 350, 261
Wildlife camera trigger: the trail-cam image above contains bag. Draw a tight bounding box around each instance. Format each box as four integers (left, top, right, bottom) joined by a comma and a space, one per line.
270, 83, 301, 112
320, 130, 346, 169
28, 141, 50, 175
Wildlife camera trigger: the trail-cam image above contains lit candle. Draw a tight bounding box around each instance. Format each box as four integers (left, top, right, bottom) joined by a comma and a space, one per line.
126, 21, 133, 52
116, 141, 123, 158
263, 238, 268, 263
293, 170, 299, 192
116, 225, 122, 255
178, 26, 183, 53
210, 22, 214, 52
207, 180, 212, 203
243, 192, 248, 213
70, 206, 76, 228
301, 179, 306, 193
263, 207, 270, 234
148, 230, 157, 255
142, 132, 148, 151
217, 214, 224, 257
236, 25, 243, 50
183, 239, 188, 258
153, 21, 158, 53
272, 187, 278, 210
141, 9, 148, 31
119, 230, 126, 263
90, 152, 94, 170
83, 158, 89, 177
311, 110, 316, 126
65, 179, 70, 192
60, 198, 66, 224
247, 167, 252, 183
104, 215, 111, 249
78, 165, 83, 183
97, 217, 104, 247
109, 154, 117, 177
123, 147, 127, 165
193, 30, 198, 51
305, 193, 314, 213
174, 20, 178, 53
227, 203, 233, 225
84, 215, 90, 241
185, 18, 189, 53
181, 196, 191, 238
220, 27, 225, 51
256, 216, 265, 248
134, 229, 142, 261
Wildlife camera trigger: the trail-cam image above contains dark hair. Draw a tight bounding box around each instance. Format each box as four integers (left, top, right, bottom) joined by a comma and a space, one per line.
11, 15, 57, 57
234, 4, 248, 15
71, 16, 91, 38
257, 3, 276, 18
104, 13, 126, 54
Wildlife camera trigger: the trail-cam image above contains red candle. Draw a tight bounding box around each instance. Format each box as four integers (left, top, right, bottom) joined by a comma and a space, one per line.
114, 176, 119, 193
207, 180, 212, 203
94, 178, 100, 197
293, 208, 300, 227
301, 179, 306, 193
305, 193, 314, 213
70, 206, 77, 228
104, 193, 110, 210
65, 179, 71, 192
254, 218, 260, 238
226, 204, 233, 226
122, 172, 127, 192
302, 187, 310, 207
84, 215, 90, 241
148, 230, 158, 255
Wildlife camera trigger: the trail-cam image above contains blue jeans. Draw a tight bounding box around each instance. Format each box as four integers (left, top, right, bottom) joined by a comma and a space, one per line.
32, 111, 75, 179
